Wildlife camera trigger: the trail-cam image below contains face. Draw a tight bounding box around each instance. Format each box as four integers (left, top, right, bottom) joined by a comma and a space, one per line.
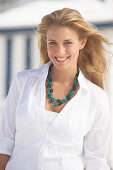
46, 25, 87, 71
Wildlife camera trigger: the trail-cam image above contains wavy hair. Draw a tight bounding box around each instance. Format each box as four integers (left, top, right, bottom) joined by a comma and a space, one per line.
37, 8, 112, 89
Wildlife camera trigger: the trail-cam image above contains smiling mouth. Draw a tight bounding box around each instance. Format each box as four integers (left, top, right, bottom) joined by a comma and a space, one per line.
55, 56, 70, 62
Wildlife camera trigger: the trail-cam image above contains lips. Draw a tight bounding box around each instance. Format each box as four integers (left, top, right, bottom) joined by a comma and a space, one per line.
55, 56, 69, 62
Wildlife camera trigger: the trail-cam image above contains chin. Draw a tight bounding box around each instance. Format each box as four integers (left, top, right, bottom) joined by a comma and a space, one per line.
53, 63, 72, 71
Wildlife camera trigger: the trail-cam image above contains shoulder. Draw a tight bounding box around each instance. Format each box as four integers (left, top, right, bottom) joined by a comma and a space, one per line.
86, 78, 109, 108
13, 62, 50, 90
16, 62, 50, 81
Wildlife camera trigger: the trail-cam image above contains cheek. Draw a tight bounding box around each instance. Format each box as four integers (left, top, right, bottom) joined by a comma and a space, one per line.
69, 46, 80, 54
67, 47, 75, 54
47, 46, 54, 56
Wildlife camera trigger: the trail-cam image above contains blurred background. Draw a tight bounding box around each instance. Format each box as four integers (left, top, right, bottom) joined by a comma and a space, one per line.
0, 0, 113, 169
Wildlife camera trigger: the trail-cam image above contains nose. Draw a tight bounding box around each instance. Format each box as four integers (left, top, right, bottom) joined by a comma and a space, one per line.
56, 44, 66, 56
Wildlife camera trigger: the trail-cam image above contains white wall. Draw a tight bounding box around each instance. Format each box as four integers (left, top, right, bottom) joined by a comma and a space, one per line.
0, 31, 40, 116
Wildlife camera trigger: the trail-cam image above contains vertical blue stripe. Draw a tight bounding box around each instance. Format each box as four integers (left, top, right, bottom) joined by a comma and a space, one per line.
6, 38, 12, 96
25, 37, 31, 69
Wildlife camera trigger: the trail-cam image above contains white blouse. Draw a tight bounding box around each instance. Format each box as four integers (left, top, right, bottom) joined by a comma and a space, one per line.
0, 61, 110, 170
45, 110, 58, 130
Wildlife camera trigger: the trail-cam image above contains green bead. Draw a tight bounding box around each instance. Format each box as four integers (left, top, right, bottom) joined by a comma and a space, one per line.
48, 93, 53, 98
74, 77, 77, 83
66, 94, 71, 100
53, 103, 59, 106
47, 88, 50, 93
56, 99, 62, 105
62, 97, 66, 100
62, 98, 66, 103
47, 84, 52, 88
47, 88, 53, 93
69, 89, 73, 95
49, 79, 52, 82
50, 97, 55, 103
73, 85, 76, 91
47, 78, 52, 83
70, 91, 74, 96
50, 89, 53, 93
46, 78, 49, 83
46, 63, 79, 106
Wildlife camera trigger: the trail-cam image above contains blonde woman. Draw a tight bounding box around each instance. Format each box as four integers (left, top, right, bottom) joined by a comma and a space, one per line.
0, 8, 111, 170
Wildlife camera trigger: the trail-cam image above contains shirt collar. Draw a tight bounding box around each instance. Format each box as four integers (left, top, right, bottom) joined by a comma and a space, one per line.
78, 69, 87, 90
30, 61, 88, 90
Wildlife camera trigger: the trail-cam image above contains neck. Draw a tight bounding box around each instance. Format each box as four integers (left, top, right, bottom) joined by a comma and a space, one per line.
51, 65, 77, 84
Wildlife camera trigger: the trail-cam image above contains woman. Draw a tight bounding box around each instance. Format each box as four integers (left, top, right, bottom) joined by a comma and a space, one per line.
0, 8, 111, 170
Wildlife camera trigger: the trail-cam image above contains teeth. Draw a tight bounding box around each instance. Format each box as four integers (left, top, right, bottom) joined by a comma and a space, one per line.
56, 57, 67, 61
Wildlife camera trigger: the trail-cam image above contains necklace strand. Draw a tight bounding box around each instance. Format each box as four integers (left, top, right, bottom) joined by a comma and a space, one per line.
46, 64, 79, 106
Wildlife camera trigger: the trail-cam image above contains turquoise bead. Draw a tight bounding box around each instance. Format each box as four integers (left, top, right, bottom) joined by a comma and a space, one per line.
56, 99, 62, 105
47, 89, 50, 93
46, 64, 79, 106
66, 94, 71, 100
53, 103, 59, 106
62, 99, 66, 103
47, 88, 53, 93
48, 93, 53, 98
69, 89, 74, 95
50, 98, 55, 103
47, 84, 52, 88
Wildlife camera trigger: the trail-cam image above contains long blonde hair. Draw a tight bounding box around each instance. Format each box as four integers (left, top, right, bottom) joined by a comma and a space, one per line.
37, 8, 111, 89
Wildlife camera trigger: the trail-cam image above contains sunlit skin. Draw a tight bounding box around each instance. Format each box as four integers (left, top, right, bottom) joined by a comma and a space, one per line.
45, 25, 87, 112
46, 25, 87, 83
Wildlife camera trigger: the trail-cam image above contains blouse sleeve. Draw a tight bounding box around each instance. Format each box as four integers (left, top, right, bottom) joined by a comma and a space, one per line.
0, 74, 21, 156
83, 93, 110, 170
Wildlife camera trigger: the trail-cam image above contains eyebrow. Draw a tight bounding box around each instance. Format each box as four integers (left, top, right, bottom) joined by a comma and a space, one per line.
48, 40, 56, 41
48, 39, 74, 41
64, 39, 74, 41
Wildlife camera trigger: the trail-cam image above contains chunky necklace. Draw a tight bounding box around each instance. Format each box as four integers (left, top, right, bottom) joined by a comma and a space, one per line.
46, 64, 79, 106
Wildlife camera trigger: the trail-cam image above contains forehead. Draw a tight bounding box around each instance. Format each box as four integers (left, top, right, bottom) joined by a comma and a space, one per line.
46, 25, 79, 40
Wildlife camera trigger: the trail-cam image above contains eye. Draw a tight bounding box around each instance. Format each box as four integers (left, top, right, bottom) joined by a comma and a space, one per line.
65, 41, 72, 45
49, 41, 56, 45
